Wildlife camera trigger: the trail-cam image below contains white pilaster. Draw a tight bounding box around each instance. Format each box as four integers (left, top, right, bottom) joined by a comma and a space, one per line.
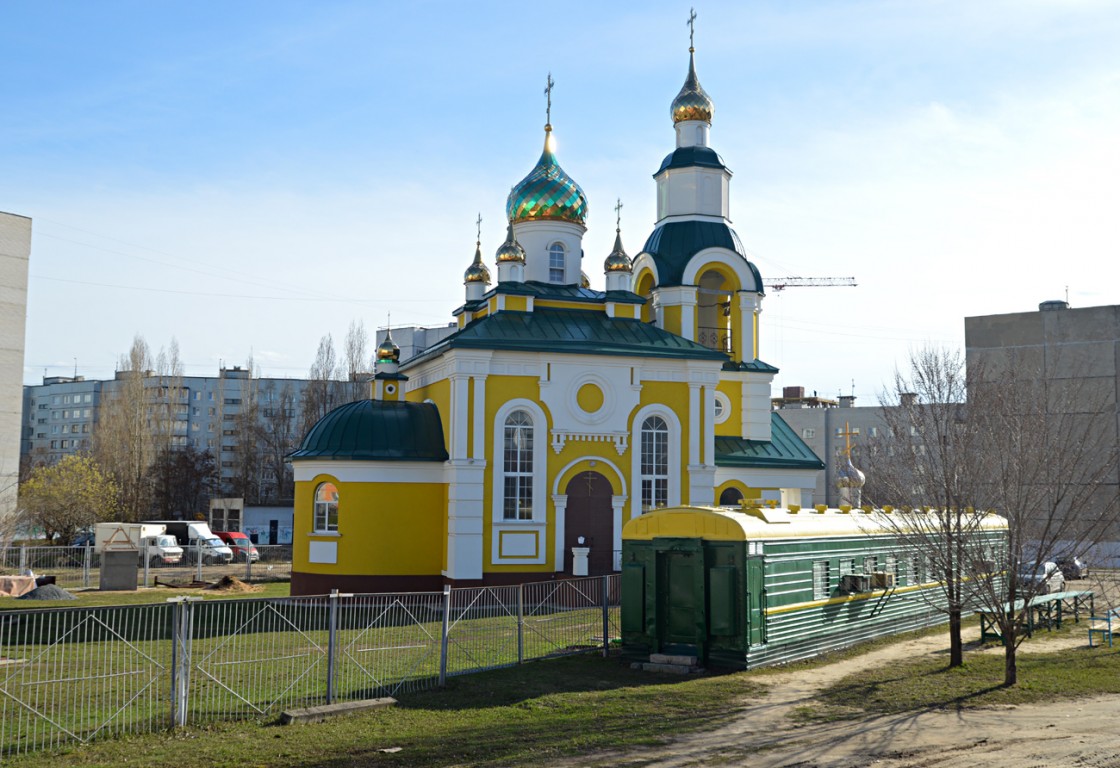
703, 385, 716, 466
612, 495, 626, 571
688, 383, 700, 467
450, 374, 469, 460
444, 461, 485, 581
471, 374, 486, 460
739, 292, 762, 362
552, 494, 568, 572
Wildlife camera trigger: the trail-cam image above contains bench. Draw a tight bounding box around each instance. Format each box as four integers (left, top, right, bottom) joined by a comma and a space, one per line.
1088, 608, 1120, 648
978, 590, 1094, 645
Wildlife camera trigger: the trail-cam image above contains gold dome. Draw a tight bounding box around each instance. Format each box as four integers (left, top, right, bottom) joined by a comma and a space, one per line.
604, 229, 632, 273
375, 329, 400, 364
580, 271, 591, 289
671, 49, 714, 124
495, 220, 526, 263
464, 241, 492, 284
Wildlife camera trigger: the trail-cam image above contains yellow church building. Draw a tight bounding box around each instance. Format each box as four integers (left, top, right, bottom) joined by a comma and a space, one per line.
288, 38, 825, 595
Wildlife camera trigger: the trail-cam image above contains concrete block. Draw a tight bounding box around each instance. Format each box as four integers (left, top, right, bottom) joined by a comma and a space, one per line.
281, 696, 397, 725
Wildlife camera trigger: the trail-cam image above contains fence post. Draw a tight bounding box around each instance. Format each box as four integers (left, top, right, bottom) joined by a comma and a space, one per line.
169, 597, 199, 727
143, 541, 150, 588
244, 551, 252, 582
601, 574, 610, 658
83, 544, 91, 588
195, 540, 203, 582
18, 545, 27, 574
439, 585, 451, 687
517, 583, 524, 664
326, 589, 339, 704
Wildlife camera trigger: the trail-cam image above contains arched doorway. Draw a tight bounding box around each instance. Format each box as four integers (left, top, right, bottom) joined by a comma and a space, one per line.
564, 471, 614, 575
719, 486, 744, 506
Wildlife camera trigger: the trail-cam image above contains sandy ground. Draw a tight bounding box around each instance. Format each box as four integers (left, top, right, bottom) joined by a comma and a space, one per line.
574, 582, 1120, 767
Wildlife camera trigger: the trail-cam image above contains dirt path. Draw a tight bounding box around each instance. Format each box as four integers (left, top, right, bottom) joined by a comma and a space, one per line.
576, 626, 1120, 768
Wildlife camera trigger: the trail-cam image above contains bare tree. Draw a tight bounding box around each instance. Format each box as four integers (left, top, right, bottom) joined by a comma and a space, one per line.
867, 346, 1120, 686
260, 380, 298, 503
300, 334, 341, 438
343, 319, 371, 403
94, 336, 156, 520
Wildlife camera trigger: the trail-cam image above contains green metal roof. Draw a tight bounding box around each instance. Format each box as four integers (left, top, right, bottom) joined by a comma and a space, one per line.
640, 220, 764, 290
655, 146, 729, 176
405, 308, 729, 367
723, 359, 779, 374
494, 280, 645, 304
289, 399, 448, 462
714, 413, 825, 470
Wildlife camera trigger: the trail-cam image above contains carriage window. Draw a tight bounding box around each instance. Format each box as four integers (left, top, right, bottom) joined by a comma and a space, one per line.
885, 555, 898, 578
503, 411, 534, 520
313, 482, 339, 532
812, 561, 830, 600
839, 558, 854, 575
863, 556, 878, 574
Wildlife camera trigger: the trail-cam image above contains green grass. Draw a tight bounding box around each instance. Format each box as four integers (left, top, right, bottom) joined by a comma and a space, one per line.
2, 654, 764, 768
795, 621, 1120, 721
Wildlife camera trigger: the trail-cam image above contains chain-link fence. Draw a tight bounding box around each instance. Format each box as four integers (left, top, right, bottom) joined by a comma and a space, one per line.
0, 575, 619, 756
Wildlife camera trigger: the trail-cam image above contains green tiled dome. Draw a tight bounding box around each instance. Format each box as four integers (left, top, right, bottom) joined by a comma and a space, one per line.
506, 129, 588, 226
289, 400, 448, 462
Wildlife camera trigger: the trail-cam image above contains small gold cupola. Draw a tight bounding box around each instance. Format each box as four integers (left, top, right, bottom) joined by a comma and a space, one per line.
372, 324, 406, 402
604, 198, 632, 292
464, 214, 492, 302
495, 218, 527, 283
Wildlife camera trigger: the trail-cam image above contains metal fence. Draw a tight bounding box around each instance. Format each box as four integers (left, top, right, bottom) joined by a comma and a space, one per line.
0, 574, 620, 755
0, 545, 295, 590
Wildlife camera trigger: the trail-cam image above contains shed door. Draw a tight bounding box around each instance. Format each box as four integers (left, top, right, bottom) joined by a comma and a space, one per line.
746, 556, 766, 645
657, 549, 702, 655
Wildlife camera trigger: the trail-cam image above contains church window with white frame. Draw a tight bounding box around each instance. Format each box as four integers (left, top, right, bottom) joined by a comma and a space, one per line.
548, 243, 566, 282
313, 482, 339, 532
640, 415, 669, 512
502, 411, 534, 520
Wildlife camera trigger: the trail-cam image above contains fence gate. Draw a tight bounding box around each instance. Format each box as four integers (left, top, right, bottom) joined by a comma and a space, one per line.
0, 604, 173, 755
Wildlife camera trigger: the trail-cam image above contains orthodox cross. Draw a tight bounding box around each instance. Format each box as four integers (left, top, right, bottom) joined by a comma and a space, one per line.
475, 213, 482, 243
839, 421, 858, 458
614, 198, 623, 230
687, 8, 697, 49
544, 72, 554, 125
584, 471, 596, 495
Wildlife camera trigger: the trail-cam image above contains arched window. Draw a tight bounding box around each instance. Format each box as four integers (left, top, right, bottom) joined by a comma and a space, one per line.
640, 416, 669, 512
549, 243, 566, 283
503, 411, 534, 520
314, 482, 339, 532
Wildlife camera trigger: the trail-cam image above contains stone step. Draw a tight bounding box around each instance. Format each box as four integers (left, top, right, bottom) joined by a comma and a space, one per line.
650, 653, 697, 666
641, 662, 694, 675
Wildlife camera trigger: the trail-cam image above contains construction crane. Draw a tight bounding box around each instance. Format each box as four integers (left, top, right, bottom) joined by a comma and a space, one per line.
763, 276, 857, 293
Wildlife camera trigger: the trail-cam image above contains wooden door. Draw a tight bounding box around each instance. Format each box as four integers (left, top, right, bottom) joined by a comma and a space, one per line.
563, 471, 614, 575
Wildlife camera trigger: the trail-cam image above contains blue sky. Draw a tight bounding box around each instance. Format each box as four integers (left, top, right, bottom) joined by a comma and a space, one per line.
4, 1, 1118, 401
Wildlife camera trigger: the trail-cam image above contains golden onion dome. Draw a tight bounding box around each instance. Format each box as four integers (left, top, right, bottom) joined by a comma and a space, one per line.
506, 127, 588, 225
671, 48, 714, 124
604, 229, 632, 273
375, 329, 400, 364
463, 241, 492, 284
580, 271, 591, 289
494, 220, 526, 263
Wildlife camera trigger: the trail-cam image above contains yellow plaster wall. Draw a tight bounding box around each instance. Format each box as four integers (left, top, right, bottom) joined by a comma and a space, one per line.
633, 380, 694, 503
716, 379, 741, 436
500, 295, 529, 312
406, 378, 451, 446
662, 304, 682, 337
294, 473, 446, 576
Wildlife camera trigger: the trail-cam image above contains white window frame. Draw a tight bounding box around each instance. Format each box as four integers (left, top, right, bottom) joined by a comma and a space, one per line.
629, 405, 681, 519
502, 411, 534, 521
492, 399, 548, 525
548, 242, 566, 283
313, 481, 339, 532
639, 415, 669, 513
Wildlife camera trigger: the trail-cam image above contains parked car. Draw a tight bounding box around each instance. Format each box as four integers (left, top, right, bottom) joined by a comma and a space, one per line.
215, 531, 259, 563
1019, 561, 1066, 595
1056, 556, 1089, 580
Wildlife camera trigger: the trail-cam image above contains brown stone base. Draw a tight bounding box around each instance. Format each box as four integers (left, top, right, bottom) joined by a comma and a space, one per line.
290, 570, 613, 596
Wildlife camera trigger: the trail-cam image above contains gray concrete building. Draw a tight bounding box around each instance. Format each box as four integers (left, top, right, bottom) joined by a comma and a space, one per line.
21, 366, 327, 504
0, 212, 31, 531
965, 301, 1120, 513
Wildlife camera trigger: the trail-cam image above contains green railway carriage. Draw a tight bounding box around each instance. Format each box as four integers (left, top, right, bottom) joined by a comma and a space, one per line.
620, 505, 1008, 669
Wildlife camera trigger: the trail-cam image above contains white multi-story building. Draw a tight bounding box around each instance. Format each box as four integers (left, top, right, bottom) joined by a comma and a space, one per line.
0, 211, 31, 531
